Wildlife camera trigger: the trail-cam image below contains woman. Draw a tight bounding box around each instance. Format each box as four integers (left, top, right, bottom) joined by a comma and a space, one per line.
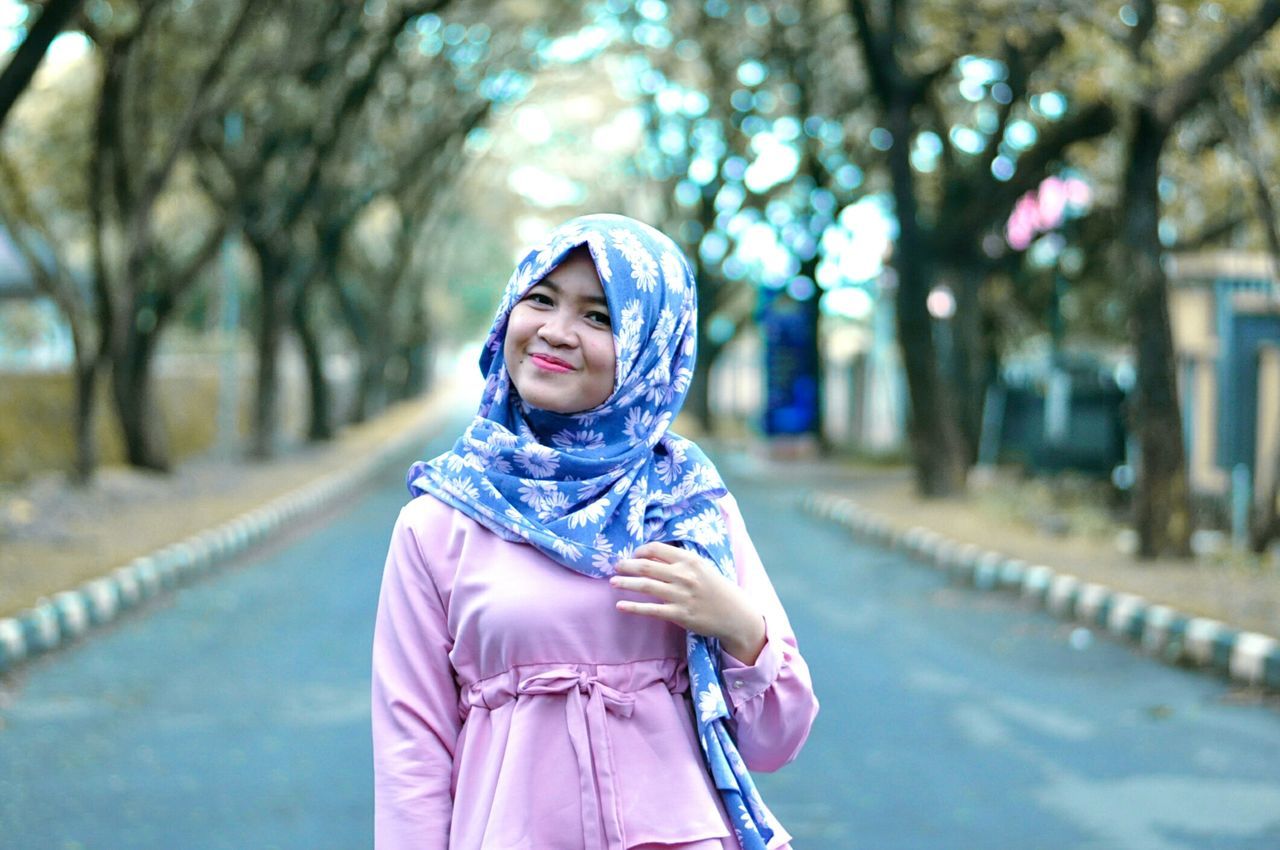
372, 213, 818, 849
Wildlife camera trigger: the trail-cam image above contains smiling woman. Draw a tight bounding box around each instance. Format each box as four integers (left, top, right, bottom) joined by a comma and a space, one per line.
372, 213, 818, 850
501, 246, 615, 414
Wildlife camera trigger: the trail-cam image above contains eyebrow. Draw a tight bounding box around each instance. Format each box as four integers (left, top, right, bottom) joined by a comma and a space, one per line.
534, 278, 609, 308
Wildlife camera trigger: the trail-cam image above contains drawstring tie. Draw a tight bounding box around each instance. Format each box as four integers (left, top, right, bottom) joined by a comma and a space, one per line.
517, 670, 636, 850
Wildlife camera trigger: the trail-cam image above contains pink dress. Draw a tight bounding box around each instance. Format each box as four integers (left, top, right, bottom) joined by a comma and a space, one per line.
371, 491, 818, 849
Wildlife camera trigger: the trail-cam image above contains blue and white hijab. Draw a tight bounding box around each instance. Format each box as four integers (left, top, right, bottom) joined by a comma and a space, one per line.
407, 213, 772, 849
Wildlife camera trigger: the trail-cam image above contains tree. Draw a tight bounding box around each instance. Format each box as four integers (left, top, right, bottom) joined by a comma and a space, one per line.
619, 0, 866, 437
196, 0, 575, 452
322, 96, 492, 424
843, 0, 1116, 494
81, 0, 259, 471
1216, 56, 1280, 553
0, 150, 101, 480
196, 0, 461, 457
1115, 0, 1280, 557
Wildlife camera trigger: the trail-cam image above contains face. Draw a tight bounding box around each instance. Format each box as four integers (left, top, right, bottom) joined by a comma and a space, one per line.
503, 247, 616, 414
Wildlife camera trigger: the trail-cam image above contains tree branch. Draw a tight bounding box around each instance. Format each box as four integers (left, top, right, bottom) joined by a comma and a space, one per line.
1168, 211, 1249, 252
956, 100, 1115, 236
977, 26, 1064, 181
0, 151, 81, 320
280, 0, 457, 228
0, 0, 86, 132
1155, 0, 1280, 131
846, 0, 893, 107
139, 0, 260, 217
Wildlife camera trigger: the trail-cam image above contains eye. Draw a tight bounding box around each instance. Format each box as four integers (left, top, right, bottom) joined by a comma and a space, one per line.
586, 310, 611, 327
522, 291, 554, 307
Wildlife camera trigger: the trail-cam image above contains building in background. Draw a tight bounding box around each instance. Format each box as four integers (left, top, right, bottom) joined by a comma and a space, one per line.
1169, 251, 1280, 526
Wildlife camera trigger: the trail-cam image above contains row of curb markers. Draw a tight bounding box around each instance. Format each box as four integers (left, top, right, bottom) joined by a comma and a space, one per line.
802, 492, 1280, 693
0, 421, 437, 678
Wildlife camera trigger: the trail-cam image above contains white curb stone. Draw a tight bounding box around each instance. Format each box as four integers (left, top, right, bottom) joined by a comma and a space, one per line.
1141, 604, 1178, 654
113, 566, 140, 607
52, 592, 90, 638
83, 578, 119, 622
1185, 618, 1225, 666
1107, 593, 1147, 638
1076, 583, 1111, 624
28, 602, 59, 651
1229, 632, 1279, 686
998, 559, 1027, 588
0, 618, 25, 665
1021, 565, 1054, 601
1047, 574, 1080, 616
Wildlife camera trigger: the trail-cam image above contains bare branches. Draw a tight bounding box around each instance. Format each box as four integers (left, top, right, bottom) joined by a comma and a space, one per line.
846, 0, 893, 107
1216, 63, 1280, 279
141, 1, 261, 219
0, 0, 87, 132
1155, 0, 1280, 132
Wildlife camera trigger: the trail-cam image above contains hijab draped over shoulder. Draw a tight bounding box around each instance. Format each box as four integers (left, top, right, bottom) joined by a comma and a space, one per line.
407, 213, 773, 849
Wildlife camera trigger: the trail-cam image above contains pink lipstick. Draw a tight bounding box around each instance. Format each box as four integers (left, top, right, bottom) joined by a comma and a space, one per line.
530, 353, 573, 373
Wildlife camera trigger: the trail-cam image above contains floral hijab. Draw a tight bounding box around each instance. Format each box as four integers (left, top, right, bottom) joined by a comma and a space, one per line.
406, 213, 773, 848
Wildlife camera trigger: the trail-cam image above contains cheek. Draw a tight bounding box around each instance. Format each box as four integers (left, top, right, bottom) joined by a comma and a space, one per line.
502, 313, 530, 362
590, 334, 617, 379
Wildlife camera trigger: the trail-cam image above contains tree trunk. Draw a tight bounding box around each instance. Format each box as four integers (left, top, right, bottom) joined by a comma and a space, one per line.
1123, 109, 1192, 558
1252, 469, 1280, 554
71, 354, 100, 484
947, 261, 996, 465
797, 253, 826, 450
111, 313, 170, 471
886, 101, 968, 496
352, 296, 392, 423
354, 337, 391, 423
1251, 401, 1280, 552
396, 292, 432, 400
291, 286, 332, 442
249, 238, 289, 459
399, 340, 432, 399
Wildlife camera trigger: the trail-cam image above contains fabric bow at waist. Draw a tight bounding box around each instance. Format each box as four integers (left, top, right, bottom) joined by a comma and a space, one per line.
458, 661, 689, 850
516, 669, 634, 850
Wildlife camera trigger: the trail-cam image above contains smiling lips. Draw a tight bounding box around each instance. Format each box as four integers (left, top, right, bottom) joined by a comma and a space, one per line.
529, 353, 575, 373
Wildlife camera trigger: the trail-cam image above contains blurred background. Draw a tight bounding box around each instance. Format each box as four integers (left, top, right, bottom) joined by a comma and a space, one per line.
3, 2, 1280, 848
1, 0, 1278, 560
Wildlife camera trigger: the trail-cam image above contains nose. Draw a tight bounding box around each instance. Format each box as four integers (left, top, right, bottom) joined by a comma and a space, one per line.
536, 311, 576, 346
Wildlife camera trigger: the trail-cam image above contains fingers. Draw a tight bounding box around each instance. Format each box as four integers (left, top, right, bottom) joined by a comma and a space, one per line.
615, 599, 685, 624
613, 556, 682, 580
615, 544, 704, 579
632, 541, 689, 561
609, 574, 679, 600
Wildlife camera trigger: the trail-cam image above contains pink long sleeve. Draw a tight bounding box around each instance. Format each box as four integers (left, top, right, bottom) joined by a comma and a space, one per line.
370, 492, 813, 849
717, 494, 819, 773
371, 507, 460, 849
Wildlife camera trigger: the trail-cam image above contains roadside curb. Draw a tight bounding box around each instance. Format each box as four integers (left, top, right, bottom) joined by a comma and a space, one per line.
802, 492, 1280, 692
0, 397, 453, 677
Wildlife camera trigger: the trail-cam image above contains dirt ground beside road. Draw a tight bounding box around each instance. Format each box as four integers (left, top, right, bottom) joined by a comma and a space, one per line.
0, 392, 454, 619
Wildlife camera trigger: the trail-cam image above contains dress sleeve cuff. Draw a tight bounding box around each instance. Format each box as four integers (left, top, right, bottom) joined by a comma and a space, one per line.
720, 617, 783, 710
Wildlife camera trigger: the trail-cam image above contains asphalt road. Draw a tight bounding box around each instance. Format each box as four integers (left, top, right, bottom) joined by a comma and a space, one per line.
2, 415, 1280, 850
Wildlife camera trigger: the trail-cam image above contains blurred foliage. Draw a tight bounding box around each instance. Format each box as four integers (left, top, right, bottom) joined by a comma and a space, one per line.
0, 0, 1278, 531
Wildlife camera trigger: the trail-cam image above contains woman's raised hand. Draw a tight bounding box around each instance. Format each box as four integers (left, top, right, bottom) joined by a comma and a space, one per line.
611, 542, 767, 665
